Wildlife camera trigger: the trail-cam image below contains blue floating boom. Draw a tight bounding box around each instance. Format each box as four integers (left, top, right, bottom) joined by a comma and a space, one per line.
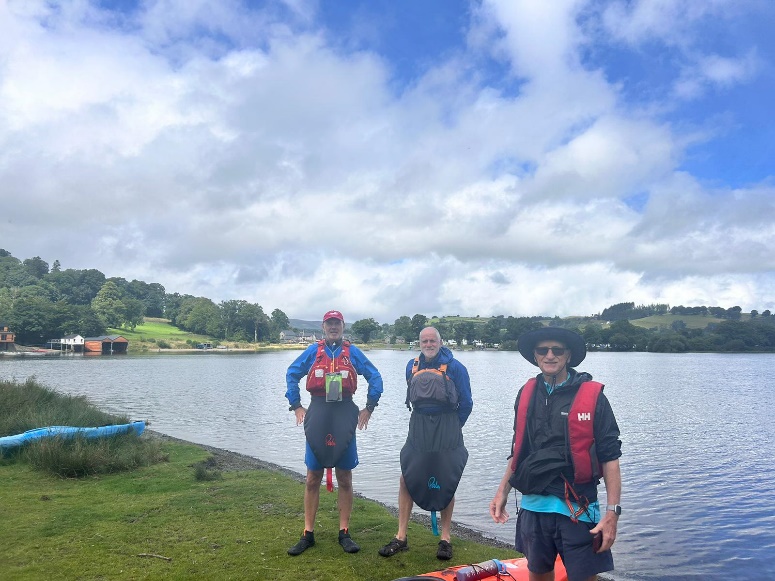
0, 421, 146, 450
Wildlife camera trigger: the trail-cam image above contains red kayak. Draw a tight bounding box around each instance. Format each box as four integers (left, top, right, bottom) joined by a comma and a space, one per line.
391, 555, 567, 581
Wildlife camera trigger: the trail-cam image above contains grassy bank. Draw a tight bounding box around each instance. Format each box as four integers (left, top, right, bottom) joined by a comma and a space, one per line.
1, 380, 520, 580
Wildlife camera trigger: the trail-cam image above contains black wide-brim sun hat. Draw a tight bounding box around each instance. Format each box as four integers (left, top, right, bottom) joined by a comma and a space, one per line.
518, 327, 587, 368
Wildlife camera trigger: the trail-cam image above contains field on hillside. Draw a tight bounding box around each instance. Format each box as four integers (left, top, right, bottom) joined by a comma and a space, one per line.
628, 313, 725, 329
107, 318, 218, 349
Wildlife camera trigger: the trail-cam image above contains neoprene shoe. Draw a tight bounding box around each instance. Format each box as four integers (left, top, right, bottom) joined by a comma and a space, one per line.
287, 530, 315, 556
437, 540, 453, 560
338, 528, 360, 553
379, 537, 408, 557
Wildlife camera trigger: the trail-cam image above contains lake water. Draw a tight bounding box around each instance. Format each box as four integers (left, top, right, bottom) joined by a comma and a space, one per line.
2, 350, 774, 580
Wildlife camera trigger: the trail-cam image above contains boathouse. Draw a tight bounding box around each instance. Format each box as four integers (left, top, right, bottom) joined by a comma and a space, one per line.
62, 334, 85, 353
84, 335, 129, 354
0, 323, 15, 352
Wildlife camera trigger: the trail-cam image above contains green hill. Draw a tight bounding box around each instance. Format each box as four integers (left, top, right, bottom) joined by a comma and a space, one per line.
628, 313, 725, 329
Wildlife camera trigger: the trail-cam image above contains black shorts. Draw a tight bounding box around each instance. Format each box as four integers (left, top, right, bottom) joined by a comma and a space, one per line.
515, 509, 614, 581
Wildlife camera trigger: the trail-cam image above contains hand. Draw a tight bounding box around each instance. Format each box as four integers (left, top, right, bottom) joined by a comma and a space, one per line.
293, 406, 306, 426
489, 497, 510, 524
589, 511, 618, 553
357, 408, 372, 430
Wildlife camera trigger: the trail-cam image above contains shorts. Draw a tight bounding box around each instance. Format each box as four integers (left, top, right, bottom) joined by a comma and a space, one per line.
304, 435, 359, 471
515, 508, 614, 581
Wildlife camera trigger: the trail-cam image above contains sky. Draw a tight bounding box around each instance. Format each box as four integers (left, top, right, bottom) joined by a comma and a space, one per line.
1, 0, 774, 324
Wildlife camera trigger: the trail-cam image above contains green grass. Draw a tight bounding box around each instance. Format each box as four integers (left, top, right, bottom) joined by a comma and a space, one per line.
0, 378, 166, 477
628, 313, 725, 329
1, 379, 520, 580
1, 442, 519, 580
107, 318, 214, 350
0, 377, 126, 438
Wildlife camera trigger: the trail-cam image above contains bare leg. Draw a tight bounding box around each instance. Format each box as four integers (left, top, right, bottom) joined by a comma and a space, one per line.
335, 467, 353, 530
440, 496, 455, 542
304, 469, 323, 532
396, 475, 414, 540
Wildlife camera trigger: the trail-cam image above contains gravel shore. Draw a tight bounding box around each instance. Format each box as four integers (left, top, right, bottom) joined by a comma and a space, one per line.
148, 429, 513, 550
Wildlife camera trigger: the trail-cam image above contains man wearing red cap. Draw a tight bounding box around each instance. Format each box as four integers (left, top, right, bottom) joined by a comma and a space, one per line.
285, 310, 383, 556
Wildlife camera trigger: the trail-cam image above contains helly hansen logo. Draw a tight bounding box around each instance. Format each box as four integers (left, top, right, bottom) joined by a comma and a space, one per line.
577, 412, 591, 421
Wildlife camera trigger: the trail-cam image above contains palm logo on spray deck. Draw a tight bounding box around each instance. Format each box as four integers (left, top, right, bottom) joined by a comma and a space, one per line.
325, 434, 336, 446
428, 476, 441, 490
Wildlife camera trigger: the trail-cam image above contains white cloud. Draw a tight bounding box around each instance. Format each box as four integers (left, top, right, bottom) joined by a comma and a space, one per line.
1, 0, 773, 321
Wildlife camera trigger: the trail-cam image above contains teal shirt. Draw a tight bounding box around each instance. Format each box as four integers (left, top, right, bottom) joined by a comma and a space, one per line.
521, 494, 601, 523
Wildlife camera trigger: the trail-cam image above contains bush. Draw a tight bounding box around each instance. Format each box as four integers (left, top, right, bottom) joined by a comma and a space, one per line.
157, 340, 170, 349
23, 435, 168, 477
1, 378, 168, 476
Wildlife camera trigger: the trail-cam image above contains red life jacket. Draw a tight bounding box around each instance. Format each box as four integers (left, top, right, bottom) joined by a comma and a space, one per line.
305, 340, 358, 396
510, 377, 604, 484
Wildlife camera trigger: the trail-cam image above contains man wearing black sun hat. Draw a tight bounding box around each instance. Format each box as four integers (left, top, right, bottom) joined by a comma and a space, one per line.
489, 327, 622, 581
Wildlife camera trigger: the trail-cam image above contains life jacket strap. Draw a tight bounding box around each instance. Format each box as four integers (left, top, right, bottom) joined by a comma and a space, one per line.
561, 473, 593, 524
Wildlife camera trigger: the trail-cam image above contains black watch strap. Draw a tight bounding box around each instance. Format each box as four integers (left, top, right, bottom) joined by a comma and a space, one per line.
289, 402, 301, 411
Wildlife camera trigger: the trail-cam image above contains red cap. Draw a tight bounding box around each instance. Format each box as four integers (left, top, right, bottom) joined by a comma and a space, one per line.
322, 310, 344, 323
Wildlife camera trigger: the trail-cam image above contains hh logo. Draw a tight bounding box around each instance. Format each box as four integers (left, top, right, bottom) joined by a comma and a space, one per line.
577, 412, 591, 421
325, 434, 336, 446
427, 477, 441, 490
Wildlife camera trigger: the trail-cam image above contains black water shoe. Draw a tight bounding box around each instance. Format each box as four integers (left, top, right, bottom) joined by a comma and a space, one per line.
378, 537, 408, 557
338, 528, 360, 553
287, 530, 315, 556
436, 540, 453, 560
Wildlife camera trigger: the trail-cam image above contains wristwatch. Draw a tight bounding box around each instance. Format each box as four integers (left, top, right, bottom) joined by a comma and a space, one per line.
606, 504, 622, 515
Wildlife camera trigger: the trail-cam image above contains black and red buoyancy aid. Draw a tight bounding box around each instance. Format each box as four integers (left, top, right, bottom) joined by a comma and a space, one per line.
511, 377, 604, 484
305, 340, 358, 396
405, 357, 459, 408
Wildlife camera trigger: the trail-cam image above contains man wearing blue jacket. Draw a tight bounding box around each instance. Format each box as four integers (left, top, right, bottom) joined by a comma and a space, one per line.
285, 310, 383, 556
379, 326, 473, 561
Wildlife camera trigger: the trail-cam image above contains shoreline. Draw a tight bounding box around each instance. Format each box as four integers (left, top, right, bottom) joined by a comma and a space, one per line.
147, 429, 513, 550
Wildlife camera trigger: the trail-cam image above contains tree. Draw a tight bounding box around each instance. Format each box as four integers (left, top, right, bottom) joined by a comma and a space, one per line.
410, 314, 428, 338
8, 296, 54, 345
482, 316, 505, 344
220, 300, 243, 338
121, 297, 146, 331
23, 256, 49, 279
247, 304, 271, 342
583, 322, 603, 346
393, 316, 413, 341
671, 320, 687, 332
91, 281, 124, 328
454, 321, 476, 346
270, 308, 290, 335
351, 318, 381, 343
178, 298, 223, 337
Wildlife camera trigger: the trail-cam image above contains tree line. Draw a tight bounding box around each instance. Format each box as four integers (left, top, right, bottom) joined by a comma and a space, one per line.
3, 250, 773, 353
0, 250, 289, 346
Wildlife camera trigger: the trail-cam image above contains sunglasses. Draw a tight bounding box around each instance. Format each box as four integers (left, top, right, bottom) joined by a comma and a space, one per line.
534, 346, 568, 356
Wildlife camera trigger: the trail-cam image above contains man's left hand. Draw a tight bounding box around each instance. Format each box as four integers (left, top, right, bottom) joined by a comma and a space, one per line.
357, 408, 372, 430
589, 511, 618, 553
